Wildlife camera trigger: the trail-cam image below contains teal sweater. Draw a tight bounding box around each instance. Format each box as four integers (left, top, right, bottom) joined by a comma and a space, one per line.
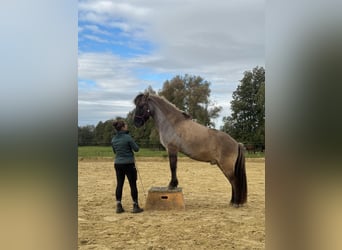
111, 131, 139, 164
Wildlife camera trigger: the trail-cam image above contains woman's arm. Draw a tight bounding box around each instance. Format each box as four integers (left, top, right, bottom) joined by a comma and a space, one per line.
129, 137, 139, 152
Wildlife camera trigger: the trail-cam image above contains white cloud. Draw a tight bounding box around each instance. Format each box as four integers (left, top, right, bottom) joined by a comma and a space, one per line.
82, 24, 111, 35
78, 0, 265, 127
78, 51, 148, 124
83, 34, 109, 43
79, 0, 150, 18
79, 0, 150, 36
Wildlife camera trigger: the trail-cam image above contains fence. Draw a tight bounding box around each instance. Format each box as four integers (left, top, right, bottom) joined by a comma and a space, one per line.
241, 143, 265, 154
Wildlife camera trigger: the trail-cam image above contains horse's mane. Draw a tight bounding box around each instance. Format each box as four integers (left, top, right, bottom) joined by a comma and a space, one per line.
148, 94, 191, 120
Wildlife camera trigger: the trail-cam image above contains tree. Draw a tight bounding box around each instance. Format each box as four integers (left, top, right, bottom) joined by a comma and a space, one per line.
159, 74, 222, 127
78, 125, 95, 145
222, 66, 265, 147
94, 120, 114, 145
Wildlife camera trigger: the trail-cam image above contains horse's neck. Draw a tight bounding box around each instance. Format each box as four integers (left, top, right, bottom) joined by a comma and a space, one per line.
149, 97, 185, 131
150, 104, 181, 150
150, 105, 169, 130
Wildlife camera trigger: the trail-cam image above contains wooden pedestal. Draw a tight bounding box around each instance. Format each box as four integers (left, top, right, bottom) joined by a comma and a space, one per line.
144, 187, 185, 210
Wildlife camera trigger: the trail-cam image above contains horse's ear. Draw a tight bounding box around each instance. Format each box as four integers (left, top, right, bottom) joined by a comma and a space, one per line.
134, 93, 144, 105
144, 92, 151, 101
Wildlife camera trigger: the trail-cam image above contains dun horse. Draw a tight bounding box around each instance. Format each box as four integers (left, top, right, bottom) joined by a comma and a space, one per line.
133, 93, 247, 206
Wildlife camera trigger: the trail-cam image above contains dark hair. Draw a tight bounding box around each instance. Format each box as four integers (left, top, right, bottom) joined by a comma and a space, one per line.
113, 120, 125, 131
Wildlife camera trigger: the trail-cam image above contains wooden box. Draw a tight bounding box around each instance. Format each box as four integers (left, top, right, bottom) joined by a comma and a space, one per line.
144, 186, 185, 210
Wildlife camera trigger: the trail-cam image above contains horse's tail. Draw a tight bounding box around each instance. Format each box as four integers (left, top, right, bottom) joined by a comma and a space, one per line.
232, 144, 248, 205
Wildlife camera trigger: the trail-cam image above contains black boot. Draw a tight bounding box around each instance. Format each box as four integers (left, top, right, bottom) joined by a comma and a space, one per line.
116, 202, 125, 214
132, 203, 143, 213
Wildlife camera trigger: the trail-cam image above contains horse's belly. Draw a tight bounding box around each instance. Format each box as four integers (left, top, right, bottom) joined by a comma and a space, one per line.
180, 146, 215, 163
160, 125, 217, 163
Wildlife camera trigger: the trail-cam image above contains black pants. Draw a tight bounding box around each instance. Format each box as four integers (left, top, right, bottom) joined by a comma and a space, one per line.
114, 163, 138, 203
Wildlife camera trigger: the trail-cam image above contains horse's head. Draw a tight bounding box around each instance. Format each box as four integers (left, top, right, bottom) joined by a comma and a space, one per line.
133, 93, 151, 127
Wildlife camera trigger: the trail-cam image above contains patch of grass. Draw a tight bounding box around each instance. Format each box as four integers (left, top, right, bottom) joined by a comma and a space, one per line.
135, 148, 169, 158
245, 151, 265, 158
78, 146, 113, 158
78, 146, 169, 159
78, 146, 264, 159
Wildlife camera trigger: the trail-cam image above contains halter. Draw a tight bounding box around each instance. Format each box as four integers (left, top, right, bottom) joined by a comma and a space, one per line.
134, 103, 151, 124
134, 110, 150, 120
134, 104, 150, 140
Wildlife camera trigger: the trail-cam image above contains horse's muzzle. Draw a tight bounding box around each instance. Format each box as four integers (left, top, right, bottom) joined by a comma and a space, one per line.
134, 117, 144, 128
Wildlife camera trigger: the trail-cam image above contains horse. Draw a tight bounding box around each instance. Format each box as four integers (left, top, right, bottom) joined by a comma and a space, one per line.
133, 93, 247, 206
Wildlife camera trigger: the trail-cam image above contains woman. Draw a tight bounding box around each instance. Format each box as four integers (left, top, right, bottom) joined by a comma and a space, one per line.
111, 120, 143, 213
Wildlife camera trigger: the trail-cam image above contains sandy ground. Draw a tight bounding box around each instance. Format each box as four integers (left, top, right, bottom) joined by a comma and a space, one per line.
78, 157, 265, 249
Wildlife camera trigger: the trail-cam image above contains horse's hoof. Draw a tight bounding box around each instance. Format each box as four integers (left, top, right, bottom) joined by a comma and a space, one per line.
230, 202, 243, 208
168, 180, 178, 190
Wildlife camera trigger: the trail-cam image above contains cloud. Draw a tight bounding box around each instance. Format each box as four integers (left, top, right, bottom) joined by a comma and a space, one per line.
79, 0, 150, 19
78, 0, 265, 127
144, 1, 264, 63
78, 51, 155, 124
78, 52, 143, 96
82, 24, 112, 35
79, 0, 150, 36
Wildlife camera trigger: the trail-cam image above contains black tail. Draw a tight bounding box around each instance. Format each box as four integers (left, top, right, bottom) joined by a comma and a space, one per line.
231, 144, 248, 205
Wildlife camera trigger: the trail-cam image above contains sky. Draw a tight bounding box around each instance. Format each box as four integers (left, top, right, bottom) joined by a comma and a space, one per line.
78, 0, 265, 128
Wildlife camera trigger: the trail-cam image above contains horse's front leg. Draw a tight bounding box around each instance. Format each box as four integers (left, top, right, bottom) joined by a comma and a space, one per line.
168, 152, 178, 189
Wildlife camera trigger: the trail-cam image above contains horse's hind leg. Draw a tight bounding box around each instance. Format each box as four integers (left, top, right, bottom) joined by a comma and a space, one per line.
219, 147, 247, 206
168, 151, 179, 189
218, 158, 239, 206
227, 175, 241, 207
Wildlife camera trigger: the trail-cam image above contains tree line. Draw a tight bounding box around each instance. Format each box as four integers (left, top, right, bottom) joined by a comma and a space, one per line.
78, 66, 265, 151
